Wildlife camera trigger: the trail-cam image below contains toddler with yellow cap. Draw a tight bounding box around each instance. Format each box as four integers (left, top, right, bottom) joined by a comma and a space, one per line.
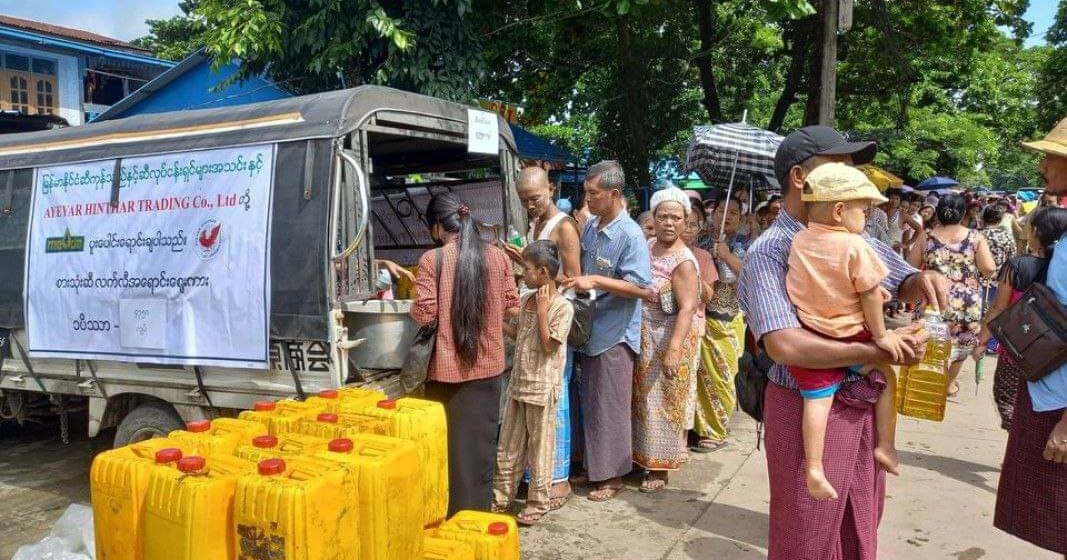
786, 162, 909, 501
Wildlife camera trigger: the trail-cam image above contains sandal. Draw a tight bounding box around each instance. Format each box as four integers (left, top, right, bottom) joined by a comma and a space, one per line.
490, 502, 510, 514
587, 484, 624, 502
691, 439, 728, 454
639, 474, 668, 494
516, 508, 546, 526
548, 491, 571, 511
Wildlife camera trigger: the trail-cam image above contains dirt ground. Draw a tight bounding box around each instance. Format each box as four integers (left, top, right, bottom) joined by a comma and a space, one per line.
0, 357, 1061, 559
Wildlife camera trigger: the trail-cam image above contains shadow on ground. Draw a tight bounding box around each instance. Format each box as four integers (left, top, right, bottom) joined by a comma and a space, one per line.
898, 449, 1000, 495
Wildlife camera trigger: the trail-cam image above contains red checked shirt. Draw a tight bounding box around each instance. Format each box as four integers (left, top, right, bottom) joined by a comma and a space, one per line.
411, 239, 520, 383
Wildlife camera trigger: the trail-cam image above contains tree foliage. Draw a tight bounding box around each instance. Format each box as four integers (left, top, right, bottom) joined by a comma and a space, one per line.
1037, 0, 1067, 130
131, 0, 1053, 189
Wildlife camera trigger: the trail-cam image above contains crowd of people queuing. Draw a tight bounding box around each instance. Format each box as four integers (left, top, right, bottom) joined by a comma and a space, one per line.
408, 118, 1067, 558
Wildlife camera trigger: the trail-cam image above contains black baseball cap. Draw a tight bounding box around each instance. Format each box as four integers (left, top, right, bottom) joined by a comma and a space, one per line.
774, 125, 877, 187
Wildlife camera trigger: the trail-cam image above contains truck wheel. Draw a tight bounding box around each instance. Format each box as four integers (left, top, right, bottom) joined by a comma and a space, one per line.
113, 401, 183, 448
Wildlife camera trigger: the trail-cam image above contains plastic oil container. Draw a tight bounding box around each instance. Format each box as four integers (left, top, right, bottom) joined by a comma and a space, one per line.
91, 441, 189, 560
293, 412, 365, 441
423, 536, 476, 560
432, 511, 519, 560
143, 454, 255, 560
315, 436, 425, 560
336, 385, 386, 403
167, 418, 265, 457
897, 307, 953, 421
275, 398, 330, 421
233, 457, 358, 560
334, 411, 395, 437
233, 432, 330, 463
355, 398, 448, 526
238, 401, 304, 436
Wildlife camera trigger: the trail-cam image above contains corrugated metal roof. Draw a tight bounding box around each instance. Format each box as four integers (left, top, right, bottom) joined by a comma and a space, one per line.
0, 14, 151, 54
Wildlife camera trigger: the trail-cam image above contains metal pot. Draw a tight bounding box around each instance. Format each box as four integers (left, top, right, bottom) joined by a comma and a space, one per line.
342, 299, 419, 370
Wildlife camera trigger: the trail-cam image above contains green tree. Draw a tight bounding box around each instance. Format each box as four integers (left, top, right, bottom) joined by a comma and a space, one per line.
131, 1, 206, 61
190, 0, 483, 99
1037, 0, 1067, 130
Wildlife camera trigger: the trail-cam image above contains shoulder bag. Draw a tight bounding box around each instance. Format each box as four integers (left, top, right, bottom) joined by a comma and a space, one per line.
989, 279, 1067, 382
399, 248, 442, 394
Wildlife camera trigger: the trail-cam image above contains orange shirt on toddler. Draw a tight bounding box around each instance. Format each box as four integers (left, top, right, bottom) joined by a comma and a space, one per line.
786, 222, 889, 339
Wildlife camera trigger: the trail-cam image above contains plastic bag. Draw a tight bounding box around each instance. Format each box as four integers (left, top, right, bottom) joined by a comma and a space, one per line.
12, 504, 95, 560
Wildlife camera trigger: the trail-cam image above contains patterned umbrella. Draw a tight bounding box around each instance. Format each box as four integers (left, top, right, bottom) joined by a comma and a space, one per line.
685, 121, 783, 235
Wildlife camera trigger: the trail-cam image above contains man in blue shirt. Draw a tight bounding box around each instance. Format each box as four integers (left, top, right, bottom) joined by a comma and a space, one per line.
993, 116, 1067, 555
564, 160, 652, 502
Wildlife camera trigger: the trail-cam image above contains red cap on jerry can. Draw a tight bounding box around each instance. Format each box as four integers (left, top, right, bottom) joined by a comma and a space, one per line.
177, 456, 206, 474
317, 413, 339, 424
258, 458, 286, 476
185, 419, 211, 433
154, 448, 183, 464
488, 522, 509, 536
252, 435, 278, 448
376, 399, 397, 410
318, 389, 339, 399
328, 438, 353, 453
253, 401, 276, 412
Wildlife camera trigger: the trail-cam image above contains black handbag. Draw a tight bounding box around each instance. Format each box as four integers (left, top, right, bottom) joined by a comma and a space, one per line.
399, 248, 442, 394
989, 280, 1067, 382
568, 290, 595, 347
735, 330, 772, 423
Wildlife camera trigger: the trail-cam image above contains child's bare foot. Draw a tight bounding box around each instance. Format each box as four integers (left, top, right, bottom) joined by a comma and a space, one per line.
806, 468, 839, 500
874, 445, 901, 476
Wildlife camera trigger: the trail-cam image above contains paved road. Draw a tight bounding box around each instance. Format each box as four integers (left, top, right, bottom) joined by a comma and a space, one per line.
0, 357, 1060, 559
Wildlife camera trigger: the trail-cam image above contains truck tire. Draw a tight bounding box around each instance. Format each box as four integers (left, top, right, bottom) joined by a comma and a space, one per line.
113, 401, 184, 448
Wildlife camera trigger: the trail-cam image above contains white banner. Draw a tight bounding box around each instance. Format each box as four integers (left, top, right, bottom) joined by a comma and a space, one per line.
24, 145, 275, 368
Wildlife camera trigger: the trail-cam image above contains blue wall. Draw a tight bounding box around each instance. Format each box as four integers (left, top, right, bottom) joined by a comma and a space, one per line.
110, 59, 290, 118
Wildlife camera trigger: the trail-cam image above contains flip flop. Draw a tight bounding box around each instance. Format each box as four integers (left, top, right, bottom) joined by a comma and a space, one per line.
587, 485, 624, 502
516, 509, 546, 526
691, 439, 728, 454
548, 492, 571, 511
639, 478, 667, 494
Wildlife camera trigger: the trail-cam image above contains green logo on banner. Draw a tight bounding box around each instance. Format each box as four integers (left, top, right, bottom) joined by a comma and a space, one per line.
45, 229, 85, 253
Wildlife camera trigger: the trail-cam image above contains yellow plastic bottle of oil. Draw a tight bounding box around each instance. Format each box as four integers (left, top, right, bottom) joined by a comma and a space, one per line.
233, 432, 330, 463
293, 412, 365, 441
167, 418, 264, 457
897, 306, 954, 421
314, 436, 425, 560
423, 536, 476, 560
275, 397, 330, 420
432, 511, 519, 560
233, 457, 359, 560
142, 454, 255, 560
91, 442, 187, 560
238, 401, 304, 436
354, 398, 449, 526
336, 385, 387, 403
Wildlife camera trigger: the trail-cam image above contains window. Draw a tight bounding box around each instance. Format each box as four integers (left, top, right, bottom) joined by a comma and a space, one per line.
36, 79, 54, 114
9, 75, 28, 112
5, 54, 29, 71
32, 59, 55, 75
0, 53, 59, 115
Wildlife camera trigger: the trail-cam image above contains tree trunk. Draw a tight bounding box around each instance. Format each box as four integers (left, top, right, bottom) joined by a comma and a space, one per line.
769, 19, 812, 131
694, 0, 724, 123
617, 17, 652, 189
803, 8, 824, 125
816, 0, 838, 125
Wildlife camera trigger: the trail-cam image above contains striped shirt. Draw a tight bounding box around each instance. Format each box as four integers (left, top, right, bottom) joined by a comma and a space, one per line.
738, 210, 918, 389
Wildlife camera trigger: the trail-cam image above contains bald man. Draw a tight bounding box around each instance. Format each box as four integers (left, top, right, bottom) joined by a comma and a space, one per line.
503, 165, 582, 506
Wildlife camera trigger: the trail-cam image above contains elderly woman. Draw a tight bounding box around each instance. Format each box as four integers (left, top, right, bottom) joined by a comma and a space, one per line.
632, 187, 702, 493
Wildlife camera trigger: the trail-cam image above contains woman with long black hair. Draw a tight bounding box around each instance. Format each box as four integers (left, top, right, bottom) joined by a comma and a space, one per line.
411, 192, 520, 514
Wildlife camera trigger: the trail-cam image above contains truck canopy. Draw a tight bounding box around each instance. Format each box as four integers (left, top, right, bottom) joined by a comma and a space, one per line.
0, 86, 517, 341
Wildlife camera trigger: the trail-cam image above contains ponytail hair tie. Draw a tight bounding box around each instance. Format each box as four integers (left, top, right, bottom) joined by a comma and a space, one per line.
457, 204, 471, 217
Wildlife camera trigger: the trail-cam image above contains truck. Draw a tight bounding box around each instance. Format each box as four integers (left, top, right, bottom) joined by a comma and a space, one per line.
0, 86, 524, 447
